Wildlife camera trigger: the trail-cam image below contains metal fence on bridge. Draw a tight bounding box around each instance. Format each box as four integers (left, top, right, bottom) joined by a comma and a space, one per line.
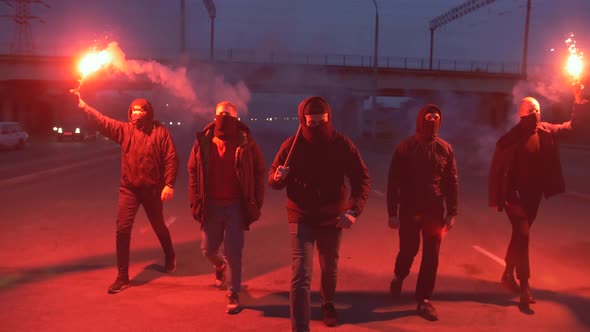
0, 44, 522, 75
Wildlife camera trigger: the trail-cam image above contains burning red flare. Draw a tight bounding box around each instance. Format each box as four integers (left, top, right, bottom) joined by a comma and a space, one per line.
565, 33, 584, 83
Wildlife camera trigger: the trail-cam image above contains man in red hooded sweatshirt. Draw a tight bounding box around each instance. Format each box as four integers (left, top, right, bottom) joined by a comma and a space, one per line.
386, 104, 458, 321
72, 92, 178, 294
269, 96, 370, 331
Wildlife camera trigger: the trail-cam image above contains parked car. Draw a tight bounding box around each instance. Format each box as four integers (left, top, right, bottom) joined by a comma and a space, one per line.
0, 121, 29, 149
53, 121, 98, 142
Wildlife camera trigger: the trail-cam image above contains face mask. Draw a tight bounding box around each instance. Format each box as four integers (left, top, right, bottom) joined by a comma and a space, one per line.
519, 113, 539, 134
214, 114, 239, 140
301, 121, 333, 143
131, 113, 148, 129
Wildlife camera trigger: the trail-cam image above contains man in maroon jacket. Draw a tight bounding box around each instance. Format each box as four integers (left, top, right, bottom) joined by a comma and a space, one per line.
73, 92, 178, 294
269, 96, 370, 331
188, 101, 265, 314
489, 85, 588, 312
387, 104, 458, 321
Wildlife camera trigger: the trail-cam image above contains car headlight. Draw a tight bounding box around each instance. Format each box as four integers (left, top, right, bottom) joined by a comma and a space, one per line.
52, 127, 57, 131
58, 128, 63, 133
75, 128, 81, 134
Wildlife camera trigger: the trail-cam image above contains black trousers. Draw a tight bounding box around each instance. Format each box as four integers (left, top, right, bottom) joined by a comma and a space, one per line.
394, 212, 444, 303
115, 186, 175, 279
504, 189, 542, 281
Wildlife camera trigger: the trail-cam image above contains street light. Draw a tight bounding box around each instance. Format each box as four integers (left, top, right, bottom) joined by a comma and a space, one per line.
370, 0, 379, 139
202, 0, 216, 61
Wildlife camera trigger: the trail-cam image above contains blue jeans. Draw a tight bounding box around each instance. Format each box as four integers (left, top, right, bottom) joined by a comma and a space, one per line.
201, 203, 244, 293
289, 223, 342, 332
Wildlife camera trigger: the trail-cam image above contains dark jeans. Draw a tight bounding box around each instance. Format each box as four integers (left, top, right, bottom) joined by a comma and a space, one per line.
289, 223, 342, 332
116, 186, 175, 280
201, 203, 244, 294
394, 213, 444, 303
504, 190, 542, 281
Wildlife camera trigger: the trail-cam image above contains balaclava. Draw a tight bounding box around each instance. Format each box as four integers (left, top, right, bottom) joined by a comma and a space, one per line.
518, 97, 540, 134
416, 104, 442, 140
128, 98, 154, 131
298, 96, 334, 143
214, 101, 239, 141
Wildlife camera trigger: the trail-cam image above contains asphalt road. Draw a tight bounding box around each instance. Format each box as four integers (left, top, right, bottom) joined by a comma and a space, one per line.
1, 125, 589, 332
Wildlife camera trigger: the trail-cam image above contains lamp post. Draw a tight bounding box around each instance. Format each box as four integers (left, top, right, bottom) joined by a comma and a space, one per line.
370, 0, 379, 139
202, 0, 216, 61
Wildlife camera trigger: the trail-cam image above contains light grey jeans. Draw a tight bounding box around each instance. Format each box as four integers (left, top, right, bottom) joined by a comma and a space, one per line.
201, 203, 244, 294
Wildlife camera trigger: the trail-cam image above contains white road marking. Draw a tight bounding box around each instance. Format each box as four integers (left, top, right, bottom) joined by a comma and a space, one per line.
373, 190, 385, 197
472, 245, 505, 267
141, 216, 177, 234
564, 191, 590, 200
0, 153, 119, 187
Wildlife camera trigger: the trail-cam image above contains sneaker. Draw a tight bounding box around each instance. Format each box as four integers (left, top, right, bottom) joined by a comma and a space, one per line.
107, 278, 130, 294
165, 255, 176, 273
389, 276, 403, 299
226, 292, 242, 314
321, 303, 338, 327
501, 273, 520, 294
518, 296, 534, 314
215, 263, 227, 289
520, 287, 536, 304
416, 299, 438, 321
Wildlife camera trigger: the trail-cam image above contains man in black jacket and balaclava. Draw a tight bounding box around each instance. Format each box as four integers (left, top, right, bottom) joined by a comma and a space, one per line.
72, 91, 178, 294
386, 104, 458, 321
269, 96, 370, 332
489, 85, 588, 312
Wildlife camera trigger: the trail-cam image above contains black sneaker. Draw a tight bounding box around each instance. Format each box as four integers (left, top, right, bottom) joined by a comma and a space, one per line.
215, 263, 227, 289
226, 292, 242, 314
107, 278, 130, 294
321, 303, 338, 327
416, 300, 438, 321
501, 273, 520, 294
389, 276, 403, 299
165, 255, 176, 273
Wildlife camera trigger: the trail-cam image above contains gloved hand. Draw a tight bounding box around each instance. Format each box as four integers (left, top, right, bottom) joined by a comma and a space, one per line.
70, 89, 86, 109
336, 210, 357, 229
443, 215, 455, 231
161, 185, 174, 201
388, 215, 400, 229
273, 165, 290, 182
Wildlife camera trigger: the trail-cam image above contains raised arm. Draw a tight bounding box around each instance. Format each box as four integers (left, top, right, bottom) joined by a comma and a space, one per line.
73, 92, 125, 144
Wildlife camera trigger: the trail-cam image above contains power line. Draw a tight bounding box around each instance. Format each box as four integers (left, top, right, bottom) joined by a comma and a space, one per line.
1, 0, 49, 55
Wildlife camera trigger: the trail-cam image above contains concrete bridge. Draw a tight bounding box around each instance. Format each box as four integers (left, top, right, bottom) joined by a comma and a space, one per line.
0, 49, 522, 135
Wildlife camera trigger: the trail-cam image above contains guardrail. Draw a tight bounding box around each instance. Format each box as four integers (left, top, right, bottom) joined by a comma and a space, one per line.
0, 45, 522, 74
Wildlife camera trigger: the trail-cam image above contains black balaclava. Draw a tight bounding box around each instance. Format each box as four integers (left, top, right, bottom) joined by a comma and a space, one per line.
214, 114, 239, 140
298, 96, 334, 143
415, 104, 442, 141
519, 113, 540, 134
128, 98, 154, 131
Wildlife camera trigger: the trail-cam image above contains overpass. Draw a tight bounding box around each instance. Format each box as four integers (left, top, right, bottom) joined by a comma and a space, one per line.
0, 49, 523, 135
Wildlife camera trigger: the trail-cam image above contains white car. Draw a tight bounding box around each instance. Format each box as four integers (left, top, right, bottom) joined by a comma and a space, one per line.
0, 122, 29, 149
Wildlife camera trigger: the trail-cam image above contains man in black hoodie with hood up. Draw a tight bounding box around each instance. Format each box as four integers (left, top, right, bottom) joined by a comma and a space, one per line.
72, 92, 178, 294
386, 104, 458, 321
269, 96, 370, 332
489, 85, 588, 312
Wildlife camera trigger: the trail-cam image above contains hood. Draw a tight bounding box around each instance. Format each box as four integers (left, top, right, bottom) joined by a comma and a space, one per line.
127, 98, 154, 123
297, 96, 332, 125
415, 103, 442, 138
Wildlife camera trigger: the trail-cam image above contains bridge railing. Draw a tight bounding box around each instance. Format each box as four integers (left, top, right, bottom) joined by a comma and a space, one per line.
200, 48, 522, 74
0, 44, 522, 75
